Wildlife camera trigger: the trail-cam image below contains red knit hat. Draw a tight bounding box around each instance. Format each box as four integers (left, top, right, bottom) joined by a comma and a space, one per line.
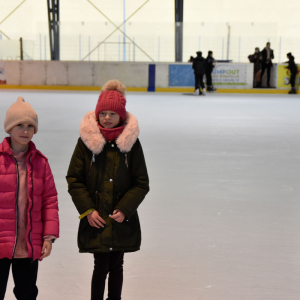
95, 80, 127, 121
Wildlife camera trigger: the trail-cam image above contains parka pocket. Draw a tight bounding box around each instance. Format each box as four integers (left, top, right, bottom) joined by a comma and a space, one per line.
112, 214, 141, 248
78, 217, 104, 251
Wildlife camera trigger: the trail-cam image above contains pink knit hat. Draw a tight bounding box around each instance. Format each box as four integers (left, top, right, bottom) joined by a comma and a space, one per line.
4, 97, 38, 134
95, 80, 127, 121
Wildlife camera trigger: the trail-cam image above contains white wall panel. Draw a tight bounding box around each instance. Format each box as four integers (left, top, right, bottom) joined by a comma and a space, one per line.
20, 61, 46, 85
4, 61, 21, 85
46, 61, 68, 85
67, 62, 94, 86
94, 62, 148, 87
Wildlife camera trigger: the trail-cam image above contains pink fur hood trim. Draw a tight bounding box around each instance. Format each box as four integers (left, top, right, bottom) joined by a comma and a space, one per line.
79, 111, 139, 154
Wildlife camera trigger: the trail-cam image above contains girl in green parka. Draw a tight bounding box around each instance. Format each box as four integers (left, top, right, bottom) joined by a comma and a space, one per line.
66, 80, 149, 300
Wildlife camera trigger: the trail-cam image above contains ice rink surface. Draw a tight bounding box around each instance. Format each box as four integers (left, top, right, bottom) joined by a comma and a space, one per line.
0, 90, 300, 300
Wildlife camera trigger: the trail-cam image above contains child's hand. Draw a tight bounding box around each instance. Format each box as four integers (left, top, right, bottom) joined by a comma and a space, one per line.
110, 209, 125, 223
40, 240, 52, 260
87, 211, 106, 228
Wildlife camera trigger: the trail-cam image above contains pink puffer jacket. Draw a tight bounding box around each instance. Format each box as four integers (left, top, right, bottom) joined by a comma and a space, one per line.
0, 137, 59, 261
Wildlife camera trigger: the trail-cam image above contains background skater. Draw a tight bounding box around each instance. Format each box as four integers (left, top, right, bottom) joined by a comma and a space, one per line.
248, 47, 262, 88
192, 51, 207, 95
261, 42, 274, 87
206, 51, 216, 91
285, 52, 298, 94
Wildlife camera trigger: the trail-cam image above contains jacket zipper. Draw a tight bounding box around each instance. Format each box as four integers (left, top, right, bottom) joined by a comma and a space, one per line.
125, 154, 128, 168
88, 153, 95, 178
29, 156, 34, 260
11, 156, 20, 258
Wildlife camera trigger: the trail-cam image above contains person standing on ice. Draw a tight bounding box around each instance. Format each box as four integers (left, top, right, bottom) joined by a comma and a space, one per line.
285, 52, 298, 94
188, 55, 194, 62
205, 50, 216, 92
66, 80, 149, 300
192, 51, 207, 95
248, 47, 262, 88
261, 42, 274, 88
0, 97, 59, 300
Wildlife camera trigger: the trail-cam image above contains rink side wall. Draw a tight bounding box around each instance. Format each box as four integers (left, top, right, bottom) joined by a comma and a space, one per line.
0, 61, 298, 93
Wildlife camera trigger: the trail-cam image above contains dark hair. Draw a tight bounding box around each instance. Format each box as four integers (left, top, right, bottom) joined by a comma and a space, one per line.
266, 42, 270, 45
287, 52, 292, 57
208, 51, 213, 55
196, 51, 202, 56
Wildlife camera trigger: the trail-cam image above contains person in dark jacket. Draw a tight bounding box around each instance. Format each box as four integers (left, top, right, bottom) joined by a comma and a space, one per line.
66, 80, 149, 300
188, 56, 194, 62
206, 50, 216, 91
285, 52, 298, 94
248, 47, 262, 87
192, 51, 207, 95
261, 42, 274, 87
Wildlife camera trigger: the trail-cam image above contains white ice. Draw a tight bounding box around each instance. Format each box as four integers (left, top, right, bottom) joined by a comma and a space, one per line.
0, 90, 300, 300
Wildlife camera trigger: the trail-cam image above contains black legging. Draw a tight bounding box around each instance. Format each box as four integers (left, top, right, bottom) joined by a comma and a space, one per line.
206, 69, 213, 86
290, 72, 297, 88
261, 63, 272, 85
195, 74, 205, 90
0, 258, 39, 300
92, 251, 124, 300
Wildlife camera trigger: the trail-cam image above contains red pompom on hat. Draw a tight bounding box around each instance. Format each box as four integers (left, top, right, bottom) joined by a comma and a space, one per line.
95, 80, 127, 121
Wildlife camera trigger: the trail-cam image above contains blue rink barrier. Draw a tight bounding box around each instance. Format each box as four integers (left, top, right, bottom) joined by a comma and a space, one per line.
148, 64, 156, 92
169, 64, 194, 87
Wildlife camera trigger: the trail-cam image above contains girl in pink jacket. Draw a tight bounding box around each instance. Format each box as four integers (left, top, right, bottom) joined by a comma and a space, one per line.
0, 97, 59, 300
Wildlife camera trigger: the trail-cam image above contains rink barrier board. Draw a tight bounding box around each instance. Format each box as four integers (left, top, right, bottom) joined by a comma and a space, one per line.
216, 89, 290, 94
0, 61, 297, 93
0, 61, 256, 90
0, 85, 148, 92
277, 65, 300, 89
168, 63, 254, 88
156, 88, 292, 94
148, 64, 156, 92
0, 85, 294, 94
0, 61, 149, 88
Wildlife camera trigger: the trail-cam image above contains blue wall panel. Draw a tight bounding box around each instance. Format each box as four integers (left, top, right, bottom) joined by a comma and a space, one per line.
148, 64, 156, 92
169, 65, 194, 87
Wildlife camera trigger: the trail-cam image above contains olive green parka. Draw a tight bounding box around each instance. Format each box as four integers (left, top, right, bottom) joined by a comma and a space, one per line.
66, 111, 149, 253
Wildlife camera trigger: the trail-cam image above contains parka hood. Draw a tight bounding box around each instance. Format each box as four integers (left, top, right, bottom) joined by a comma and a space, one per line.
79, 111, 139, 154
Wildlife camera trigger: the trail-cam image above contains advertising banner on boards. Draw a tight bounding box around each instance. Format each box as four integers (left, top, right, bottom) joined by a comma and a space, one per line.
169, 63, 251, 88
212, 64, 246, 86
0, 62, 6, 84
277, 64, 300, 89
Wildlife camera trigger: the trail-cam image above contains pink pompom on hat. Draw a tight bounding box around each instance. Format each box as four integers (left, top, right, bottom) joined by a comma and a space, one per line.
95, 80, 127, 121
